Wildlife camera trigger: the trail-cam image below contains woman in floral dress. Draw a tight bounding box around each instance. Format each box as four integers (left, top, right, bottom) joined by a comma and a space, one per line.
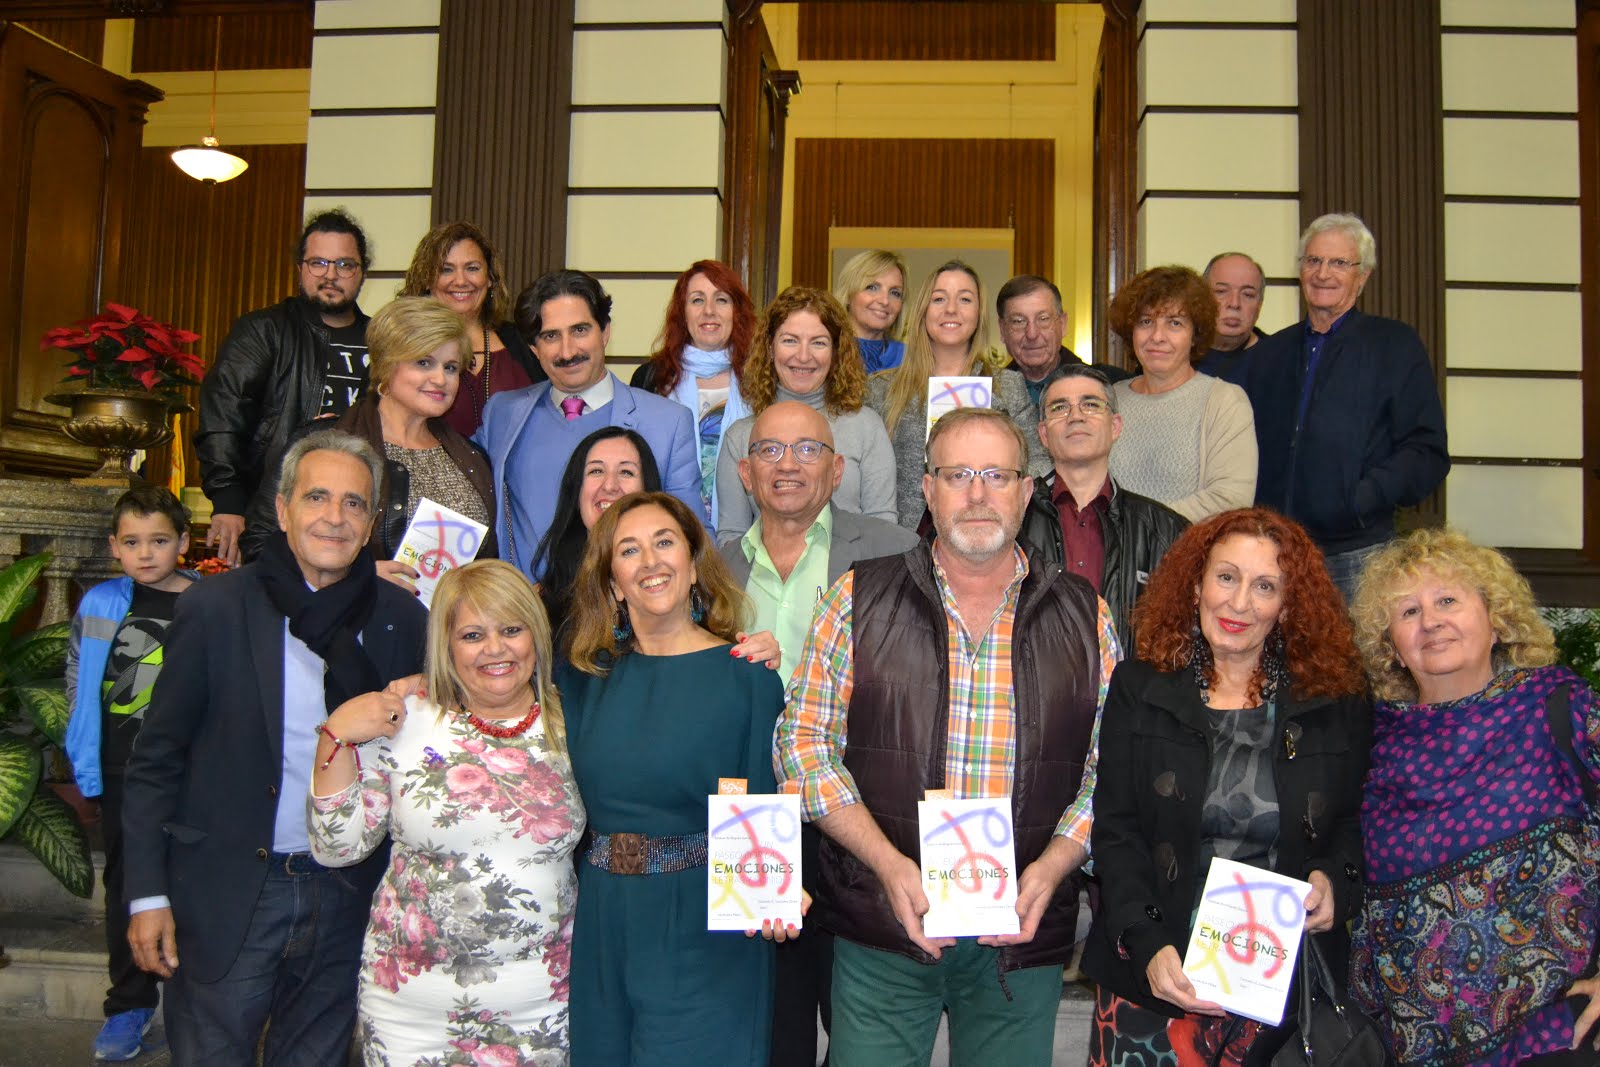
309, 560, 585, 1066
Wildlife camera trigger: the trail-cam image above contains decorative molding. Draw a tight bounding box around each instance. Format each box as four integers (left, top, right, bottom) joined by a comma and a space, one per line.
1450, 456, 1581, 466
1577, 0, 1600, 556
1446, 281, 1582, 292
1448, 368, 1582, 379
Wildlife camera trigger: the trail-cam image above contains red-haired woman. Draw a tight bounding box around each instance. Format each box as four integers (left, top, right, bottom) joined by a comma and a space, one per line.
630, 260, 757, 527
1081, 507, 1372, 1065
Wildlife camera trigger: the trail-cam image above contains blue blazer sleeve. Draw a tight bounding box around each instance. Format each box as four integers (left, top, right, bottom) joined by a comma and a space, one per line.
659, 400, 707, 523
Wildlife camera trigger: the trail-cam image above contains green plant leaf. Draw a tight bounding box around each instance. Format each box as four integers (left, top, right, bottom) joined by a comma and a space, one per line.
0, 553, 50, 630
3, 621, 69, 683
8, 787, 93, 898
0, 737, 43, 839
16, 679, 68, 746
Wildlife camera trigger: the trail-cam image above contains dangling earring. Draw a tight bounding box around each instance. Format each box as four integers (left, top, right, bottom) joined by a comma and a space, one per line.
690, 584, 707, 625
1261, 624, 1287, 702
1189, 604, 1214, 693
612, 600, 632, 646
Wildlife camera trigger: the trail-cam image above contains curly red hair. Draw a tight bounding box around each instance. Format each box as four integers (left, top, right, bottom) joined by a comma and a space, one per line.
640, 260, 756, 395
1132, 507, 1365, 701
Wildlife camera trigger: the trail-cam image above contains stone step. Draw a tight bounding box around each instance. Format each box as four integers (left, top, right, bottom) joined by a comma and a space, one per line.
0, 911, 110, 1021
0, 844, 103, 920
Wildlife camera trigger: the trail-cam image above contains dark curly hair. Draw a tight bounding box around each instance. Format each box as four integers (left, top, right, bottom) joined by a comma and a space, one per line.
399, 221, 510, 328
637, 260, 756, 396
1108, 264, 1217, 364
1132, 507, 1364, 701
741, 286, 867, 415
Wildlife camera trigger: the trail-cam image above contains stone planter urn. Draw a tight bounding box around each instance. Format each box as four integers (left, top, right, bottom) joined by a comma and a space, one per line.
42, 387, 186, 487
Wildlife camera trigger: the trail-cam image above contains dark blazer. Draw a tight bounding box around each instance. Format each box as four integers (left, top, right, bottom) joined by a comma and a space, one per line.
1245, 309, 1449, 555
121, 565, 427, 984
717, 506, 920, 588
1081, 658, 1371, 1016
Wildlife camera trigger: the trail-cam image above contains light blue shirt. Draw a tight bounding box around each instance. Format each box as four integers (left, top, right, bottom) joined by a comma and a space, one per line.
274, 620, 330, 853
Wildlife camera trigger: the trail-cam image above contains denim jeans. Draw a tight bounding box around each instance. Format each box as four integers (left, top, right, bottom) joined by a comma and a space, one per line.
1323, 541, 1388, 604
163, 852, 368, 1067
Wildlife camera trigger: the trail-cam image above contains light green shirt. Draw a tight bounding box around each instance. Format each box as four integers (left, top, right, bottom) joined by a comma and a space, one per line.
740, 504, 834, 682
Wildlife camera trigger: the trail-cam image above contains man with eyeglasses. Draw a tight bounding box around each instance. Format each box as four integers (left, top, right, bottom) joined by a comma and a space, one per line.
1019, 365, 1187, 650
996, 274, 1132, 408
776, 406, 1118, 1066
1244, 212, 1449, 598
717, 401, 914, 1067
197, 209, 373, 566
1194, 251, 1268, 385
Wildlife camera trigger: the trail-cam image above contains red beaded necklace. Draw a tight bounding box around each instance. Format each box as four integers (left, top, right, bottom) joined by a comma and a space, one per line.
460, 700, 541, 739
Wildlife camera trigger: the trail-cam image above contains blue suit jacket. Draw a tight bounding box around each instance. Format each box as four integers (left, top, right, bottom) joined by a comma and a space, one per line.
474, 371, 702, 576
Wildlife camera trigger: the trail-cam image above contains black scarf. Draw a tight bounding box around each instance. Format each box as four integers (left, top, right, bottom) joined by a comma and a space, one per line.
255, 531, 383, 714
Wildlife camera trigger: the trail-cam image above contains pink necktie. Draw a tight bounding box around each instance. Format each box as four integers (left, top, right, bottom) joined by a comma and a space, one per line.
561, 395, 585, 421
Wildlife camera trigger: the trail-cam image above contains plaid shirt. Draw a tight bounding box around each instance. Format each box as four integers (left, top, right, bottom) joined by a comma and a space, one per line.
774, 543, 1120, 848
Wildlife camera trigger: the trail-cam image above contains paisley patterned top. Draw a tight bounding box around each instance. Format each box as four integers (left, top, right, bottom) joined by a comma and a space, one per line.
1350, 666, 1600, 1065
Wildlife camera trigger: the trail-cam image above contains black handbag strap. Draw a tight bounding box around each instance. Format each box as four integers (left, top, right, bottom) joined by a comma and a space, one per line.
1547, 684, 1599, 808
1289, 935, 1348, 1060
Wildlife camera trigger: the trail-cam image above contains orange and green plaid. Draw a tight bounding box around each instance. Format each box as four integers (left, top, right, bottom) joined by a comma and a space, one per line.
774, 545, 1120, 848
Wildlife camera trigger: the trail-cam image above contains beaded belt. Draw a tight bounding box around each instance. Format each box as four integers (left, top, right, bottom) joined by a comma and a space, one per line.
586, 831, 707, 875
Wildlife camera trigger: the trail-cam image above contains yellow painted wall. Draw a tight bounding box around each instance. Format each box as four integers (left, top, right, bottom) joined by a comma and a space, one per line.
763, 3, 1105, 359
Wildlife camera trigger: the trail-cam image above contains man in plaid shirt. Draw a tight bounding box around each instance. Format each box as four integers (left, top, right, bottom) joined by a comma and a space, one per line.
775, 407, 1119, 1066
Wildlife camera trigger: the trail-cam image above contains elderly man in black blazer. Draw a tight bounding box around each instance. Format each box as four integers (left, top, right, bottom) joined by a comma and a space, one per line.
717, 399, 916, 1067
122, 429, 427, 1066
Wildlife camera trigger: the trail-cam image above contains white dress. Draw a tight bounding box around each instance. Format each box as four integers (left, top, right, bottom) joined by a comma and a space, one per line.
308, 695, 586, 1067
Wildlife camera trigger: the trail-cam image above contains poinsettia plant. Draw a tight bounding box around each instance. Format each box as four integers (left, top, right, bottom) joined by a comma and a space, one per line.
42, 302, 203, 403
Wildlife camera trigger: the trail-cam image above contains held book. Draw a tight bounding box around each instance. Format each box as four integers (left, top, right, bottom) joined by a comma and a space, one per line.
706, 792, 803, 931
925, 376, 994, 441
1180, 856, 1312, 1025
394, 497, 489, 609
917, 796, 1019, 939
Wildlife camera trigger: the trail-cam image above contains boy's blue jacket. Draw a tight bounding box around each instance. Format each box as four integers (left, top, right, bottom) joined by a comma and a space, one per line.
65, 571, 199, 798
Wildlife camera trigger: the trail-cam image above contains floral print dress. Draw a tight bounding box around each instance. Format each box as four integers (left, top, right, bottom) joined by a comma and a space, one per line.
309, 695, 586, 1067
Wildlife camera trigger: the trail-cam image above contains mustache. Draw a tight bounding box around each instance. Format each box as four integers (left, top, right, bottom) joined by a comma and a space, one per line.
953, 505, 1004, 524
553, 354, 589, 369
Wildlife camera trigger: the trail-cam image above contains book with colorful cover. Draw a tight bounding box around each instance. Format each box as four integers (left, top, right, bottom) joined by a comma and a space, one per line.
1181, 857, 1312, 1025
917, 796, 1019, 939
706, 788, 803, 931
394, 497, 489, 609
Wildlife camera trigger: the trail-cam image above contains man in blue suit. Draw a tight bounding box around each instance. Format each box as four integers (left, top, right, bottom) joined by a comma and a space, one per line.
475, 269, 701, 578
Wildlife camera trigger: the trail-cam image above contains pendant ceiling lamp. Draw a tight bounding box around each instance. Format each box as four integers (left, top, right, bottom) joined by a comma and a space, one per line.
170, 16, 248, 184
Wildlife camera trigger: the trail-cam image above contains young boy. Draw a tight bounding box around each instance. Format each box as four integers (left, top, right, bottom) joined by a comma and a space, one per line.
65, 486, 198, 1062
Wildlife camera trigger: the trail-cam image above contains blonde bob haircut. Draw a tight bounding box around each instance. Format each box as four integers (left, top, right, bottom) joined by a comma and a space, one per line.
880, 259, 1005, 433
566, 491, 750, 676
741, 286, 868, 416
366, 296, 471, 395
1350, 527, 1556, 704
833, 249, 910, 340
424, 559, 566, 753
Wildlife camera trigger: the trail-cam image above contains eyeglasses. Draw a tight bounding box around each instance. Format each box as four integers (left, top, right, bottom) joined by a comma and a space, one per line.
1298, 255, 1361, 274
302, 257, 362, 278
1042, 396, 1112, 420
1002, 312, 1061, 334
748, 438, 835, 464
929, 466, 1024, 490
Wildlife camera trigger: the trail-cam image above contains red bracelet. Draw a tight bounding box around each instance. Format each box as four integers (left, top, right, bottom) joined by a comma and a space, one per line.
317, 722, 361, 774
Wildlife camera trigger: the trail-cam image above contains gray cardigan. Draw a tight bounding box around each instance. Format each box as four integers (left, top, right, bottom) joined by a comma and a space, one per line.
865, 365, 1050, 529
718, 506, 921, 587
714, 385, 898, 543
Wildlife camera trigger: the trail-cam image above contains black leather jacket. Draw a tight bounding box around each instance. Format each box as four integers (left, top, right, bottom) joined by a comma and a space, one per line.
196, 297, 369, 516
1018, 472, 1188, 653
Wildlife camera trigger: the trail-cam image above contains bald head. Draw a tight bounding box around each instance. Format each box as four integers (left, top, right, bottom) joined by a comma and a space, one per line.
738, 401, 843, 527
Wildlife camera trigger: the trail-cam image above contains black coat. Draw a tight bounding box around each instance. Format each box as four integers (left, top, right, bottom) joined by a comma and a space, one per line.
196, 297, 370, 517
1081, 658, 1371, 1016
1017, 474, 1189, 653
1244, 309, 1449, 555
121, 565, 427, 984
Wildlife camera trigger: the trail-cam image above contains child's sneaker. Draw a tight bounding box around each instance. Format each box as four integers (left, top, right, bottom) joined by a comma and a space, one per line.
92, 1007, 155, 1061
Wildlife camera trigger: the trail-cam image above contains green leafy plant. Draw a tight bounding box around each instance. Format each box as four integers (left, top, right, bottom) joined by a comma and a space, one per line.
0, 553, 92, 897
1550, 608, 1600, 691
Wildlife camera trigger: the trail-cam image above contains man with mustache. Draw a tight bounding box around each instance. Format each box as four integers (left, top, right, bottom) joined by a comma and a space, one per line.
776, 407, 1119, 1066
197, 209, 373, 568
122, 431, 427, 1065
474, 269, 701, 580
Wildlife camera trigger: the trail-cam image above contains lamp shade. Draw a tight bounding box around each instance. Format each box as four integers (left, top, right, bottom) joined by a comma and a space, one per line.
170, 137, 248, 184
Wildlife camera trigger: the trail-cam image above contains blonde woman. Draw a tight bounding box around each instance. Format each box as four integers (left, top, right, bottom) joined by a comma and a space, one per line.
833, 248, 908, 373
308, 559, 585, 1064
865, 259, 1048, 528
1348, 529, 1600, 1065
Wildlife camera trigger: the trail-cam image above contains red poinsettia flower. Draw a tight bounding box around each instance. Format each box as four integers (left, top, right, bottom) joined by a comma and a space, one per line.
42, 304, 204, 403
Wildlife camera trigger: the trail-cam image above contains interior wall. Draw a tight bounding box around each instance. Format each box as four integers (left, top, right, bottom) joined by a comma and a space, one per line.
1135, 0, 1301, 334
1437, 0, 1583, 550
765, 3, 1104, 358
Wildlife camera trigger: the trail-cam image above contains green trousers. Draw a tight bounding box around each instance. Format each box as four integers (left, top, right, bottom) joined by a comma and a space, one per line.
828, 937, 1063, 1067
